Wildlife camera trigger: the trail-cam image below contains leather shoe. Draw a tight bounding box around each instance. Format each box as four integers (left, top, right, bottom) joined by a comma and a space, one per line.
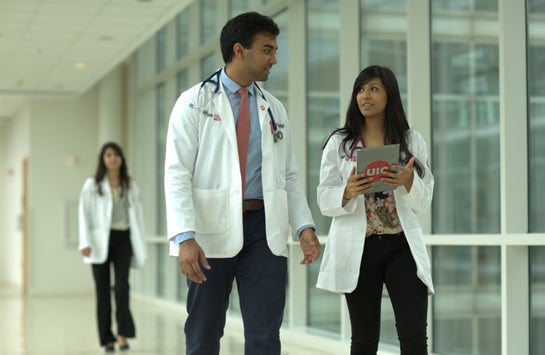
119, 343, 130, 352
104, 343, 115, 353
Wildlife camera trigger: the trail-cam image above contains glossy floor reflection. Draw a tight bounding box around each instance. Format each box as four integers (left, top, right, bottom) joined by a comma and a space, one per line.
1, 286, 337, 355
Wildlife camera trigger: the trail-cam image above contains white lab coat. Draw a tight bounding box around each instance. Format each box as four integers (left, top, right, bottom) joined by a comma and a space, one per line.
316, 130, 435, 294
78, 177, 147, 268
164, 77, 314, 258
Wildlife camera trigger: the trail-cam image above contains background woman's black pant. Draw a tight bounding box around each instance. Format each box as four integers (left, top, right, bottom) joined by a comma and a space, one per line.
345, 233, 428, 355
92, 229, 135, 346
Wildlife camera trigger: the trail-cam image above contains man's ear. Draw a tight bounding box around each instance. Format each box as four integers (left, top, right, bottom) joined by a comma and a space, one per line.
233, 42, 245, 59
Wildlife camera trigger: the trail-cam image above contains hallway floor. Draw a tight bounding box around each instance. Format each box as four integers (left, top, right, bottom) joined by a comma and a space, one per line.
0, 286, 338, 355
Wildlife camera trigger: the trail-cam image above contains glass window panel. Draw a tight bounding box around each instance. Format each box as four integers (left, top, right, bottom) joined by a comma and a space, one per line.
431, 4, 500, 234
531, 247, 545, 355
363, 39, 407, 108
176, 7, 191, 60
177, 70, 189, 96
156, 27, 167, 73
156, 84, 167, 236
432, 0, 497, 12
432, 246, 501, 355
229, 0, 247, 18
529, 0, 545, 13
200, 0, 216, 44
360, 2, 408, 114
228, 281, 241, 315
528, 1, 545, 232
264, 11, 288, 107
201, 54, 217, 78
474, 1, 498, 12
378, 294, 397, 347
156, 243, 166, 297
306, 0, 340, 334
529, 3, 545, 354
307, 0, 339, 236
361, 0, 405, 9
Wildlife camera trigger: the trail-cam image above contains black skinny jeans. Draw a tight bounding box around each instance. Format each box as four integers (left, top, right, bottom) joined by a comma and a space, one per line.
345, 233, 428, 355
91, 229, 134, 346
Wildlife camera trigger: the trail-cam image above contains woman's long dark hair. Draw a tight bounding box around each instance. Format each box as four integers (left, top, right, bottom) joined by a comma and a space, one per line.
94, 142, 131, 196
323, 65, 425, 178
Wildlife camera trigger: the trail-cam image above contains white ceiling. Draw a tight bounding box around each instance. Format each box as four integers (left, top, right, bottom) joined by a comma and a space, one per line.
0, 0, 191, 124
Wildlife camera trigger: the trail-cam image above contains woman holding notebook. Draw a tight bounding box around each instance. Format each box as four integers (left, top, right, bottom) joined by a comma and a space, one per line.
316, 65, 434, 355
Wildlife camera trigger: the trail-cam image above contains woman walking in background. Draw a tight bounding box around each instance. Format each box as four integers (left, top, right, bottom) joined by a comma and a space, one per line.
78, 142, 146, 353
316, 66, 434, 354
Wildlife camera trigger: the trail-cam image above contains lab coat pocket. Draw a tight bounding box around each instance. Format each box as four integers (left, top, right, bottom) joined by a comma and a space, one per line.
192, 188, 230, 234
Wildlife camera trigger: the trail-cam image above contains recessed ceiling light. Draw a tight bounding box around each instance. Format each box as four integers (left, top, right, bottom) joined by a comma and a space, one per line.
74, 62, 86, 69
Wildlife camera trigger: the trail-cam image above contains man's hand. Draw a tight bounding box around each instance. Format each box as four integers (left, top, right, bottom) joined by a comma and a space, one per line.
299, 228, 320, 265
179, 239, 211, 283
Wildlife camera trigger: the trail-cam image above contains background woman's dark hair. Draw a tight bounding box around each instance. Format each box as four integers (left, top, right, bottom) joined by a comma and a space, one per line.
220, 11, 279, 64
94, 142, 130, 196
323, 65, 425, 178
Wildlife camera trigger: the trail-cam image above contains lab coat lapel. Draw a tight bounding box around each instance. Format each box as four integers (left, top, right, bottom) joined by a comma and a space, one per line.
256, 92, 270, 139
213, 86, 238, 153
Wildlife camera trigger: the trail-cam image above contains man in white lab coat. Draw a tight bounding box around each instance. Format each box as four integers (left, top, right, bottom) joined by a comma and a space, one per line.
164, 11, 320, 355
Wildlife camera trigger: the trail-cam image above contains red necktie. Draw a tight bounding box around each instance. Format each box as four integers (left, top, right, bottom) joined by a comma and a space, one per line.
236, 87, 250, 199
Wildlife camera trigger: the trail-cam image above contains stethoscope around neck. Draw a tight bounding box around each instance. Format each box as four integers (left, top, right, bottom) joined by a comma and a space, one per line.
348, 134, 365, 159
190, 69, 284, 143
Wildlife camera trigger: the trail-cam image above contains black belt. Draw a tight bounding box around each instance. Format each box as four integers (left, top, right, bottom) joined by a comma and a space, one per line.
367, 231, 404, 239
243, 199, 264, 211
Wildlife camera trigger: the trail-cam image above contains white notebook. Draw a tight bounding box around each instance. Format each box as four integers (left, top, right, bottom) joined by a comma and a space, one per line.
356, 144, 400, 194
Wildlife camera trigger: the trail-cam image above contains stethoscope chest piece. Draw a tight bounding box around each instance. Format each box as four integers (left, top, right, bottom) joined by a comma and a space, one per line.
273, 130, 283, 142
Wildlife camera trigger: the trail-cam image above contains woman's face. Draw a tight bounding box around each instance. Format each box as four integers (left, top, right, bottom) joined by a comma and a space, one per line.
103, 147, 122, 172
356, 77, 388, 120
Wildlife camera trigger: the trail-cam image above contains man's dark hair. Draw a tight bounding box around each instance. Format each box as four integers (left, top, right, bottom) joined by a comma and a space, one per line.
220, 11, 279, 63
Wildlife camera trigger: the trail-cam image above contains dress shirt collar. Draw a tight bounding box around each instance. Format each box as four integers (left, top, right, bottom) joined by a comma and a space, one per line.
220, 68, 256, 97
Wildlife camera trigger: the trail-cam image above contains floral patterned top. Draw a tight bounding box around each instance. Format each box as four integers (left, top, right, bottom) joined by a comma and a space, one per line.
364, 191, 403, 236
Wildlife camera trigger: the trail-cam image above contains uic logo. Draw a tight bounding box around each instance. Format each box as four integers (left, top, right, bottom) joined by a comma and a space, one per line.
364, 160, 391, 181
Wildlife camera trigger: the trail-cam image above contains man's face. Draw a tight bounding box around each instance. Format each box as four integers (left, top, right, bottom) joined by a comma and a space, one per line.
240, 32, 278, 82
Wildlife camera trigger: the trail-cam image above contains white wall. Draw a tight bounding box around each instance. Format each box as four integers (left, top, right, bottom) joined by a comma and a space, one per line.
27, 89, 99, 294
0, 105, 30, 287
0, 126, 5, 284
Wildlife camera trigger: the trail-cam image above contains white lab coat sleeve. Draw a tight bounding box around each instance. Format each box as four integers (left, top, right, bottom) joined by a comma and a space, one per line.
317, 134, 357, 217
131, 182, 146, 241
281, 106, 316, 240
78, 178, 94, 251
395, 130, 434, 213
164, 90, 199, 240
